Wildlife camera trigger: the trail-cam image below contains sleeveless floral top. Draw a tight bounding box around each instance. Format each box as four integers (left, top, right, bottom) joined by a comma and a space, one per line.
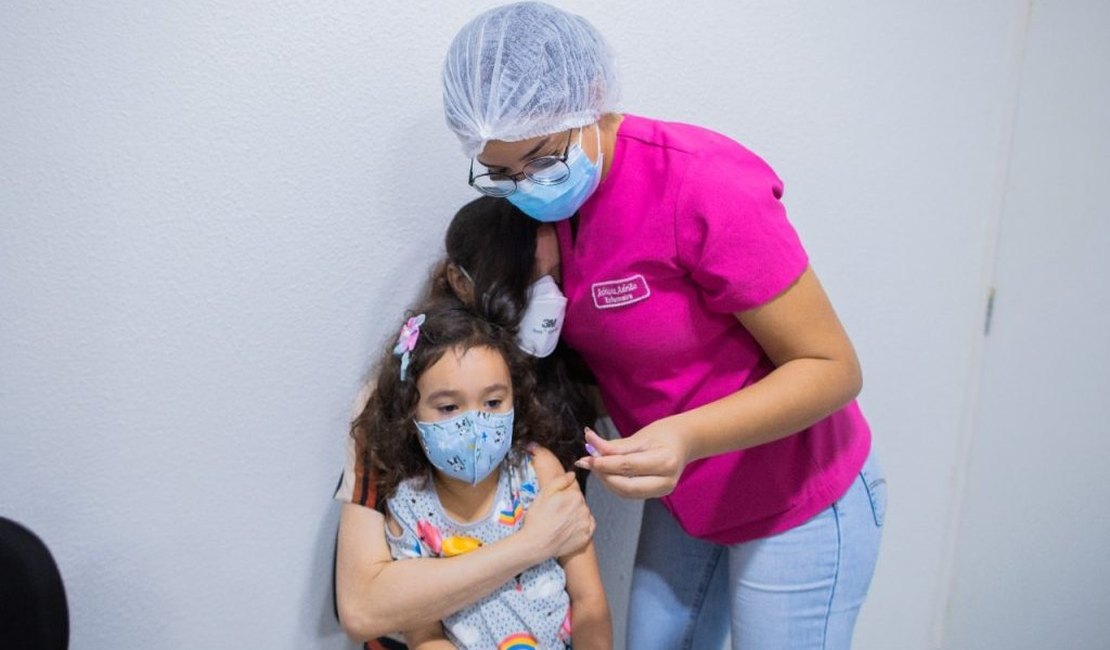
385, 451, 573, 649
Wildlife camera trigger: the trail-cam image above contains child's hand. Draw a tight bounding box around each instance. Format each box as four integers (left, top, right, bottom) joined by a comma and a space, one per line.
522, 471, 595, 559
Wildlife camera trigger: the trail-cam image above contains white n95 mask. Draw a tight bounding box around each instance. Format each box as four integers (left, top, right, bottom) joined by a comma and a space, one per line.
516, 275, 567, 358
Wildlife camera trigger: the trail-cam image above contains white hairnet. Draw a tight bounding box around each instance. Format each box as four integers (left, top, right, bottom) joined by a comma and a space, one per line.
442, 2, 621, 158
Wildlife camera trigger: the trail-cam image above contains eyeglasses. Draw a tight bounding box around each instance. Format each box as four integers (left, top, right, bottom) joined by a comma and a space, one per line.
468, 130, 575, 197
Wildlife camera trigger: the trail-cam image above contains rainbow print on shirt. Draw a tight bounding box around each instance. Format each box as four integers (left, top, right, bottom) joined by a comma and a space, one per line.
498, 496, 523, 526
497, 632, 539, 650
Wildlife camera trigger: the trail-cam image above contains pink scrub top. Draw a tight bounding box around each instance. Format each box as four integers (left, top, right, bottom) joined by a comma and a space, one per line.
556, 114, 871, 544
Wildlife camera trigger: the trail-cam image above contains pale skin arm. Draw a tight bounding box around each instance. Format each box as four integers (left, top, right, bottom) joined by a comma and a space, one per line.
336, 471, 595, 641
577, 266, 862, 499
532, 447, 612, 650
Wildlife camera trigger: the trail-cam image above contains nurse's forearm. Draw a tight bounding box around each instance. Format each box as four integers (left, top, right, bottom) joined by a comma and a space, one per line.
674, 355, 861, 462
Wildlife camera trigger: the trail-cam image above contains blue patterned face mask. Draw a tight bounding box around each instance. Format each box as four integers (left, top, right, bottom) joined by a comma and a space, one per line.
506, 125, 603, 223
414, 409, 515, 485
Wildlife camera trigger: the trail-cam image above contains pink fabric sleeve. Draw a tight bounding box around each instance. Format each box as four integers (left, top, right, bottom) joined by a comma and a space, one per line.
674, 144, 809, 313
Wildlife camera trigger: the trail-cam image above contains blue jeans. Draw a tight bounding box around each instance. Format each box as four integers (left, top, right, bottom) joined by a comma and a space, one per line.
627, 453, 886, 650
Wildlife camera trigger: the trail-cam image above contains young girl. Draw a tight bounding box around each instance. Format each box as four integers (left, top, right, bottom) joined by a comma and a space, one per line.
353, 297, 611, 649
334, 198, 600, 647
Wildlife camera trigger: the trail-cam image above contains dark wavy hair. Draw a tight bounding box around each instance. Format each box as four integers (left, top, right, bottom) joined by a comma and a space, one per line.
426, 195, 539, 329
431, 196, 599, 475
353, 296, 565, 501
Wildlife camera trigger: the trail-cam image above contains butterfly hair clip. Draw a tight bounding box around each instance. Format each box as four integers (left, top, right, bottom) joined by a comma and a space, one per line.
393, 313, 426, 382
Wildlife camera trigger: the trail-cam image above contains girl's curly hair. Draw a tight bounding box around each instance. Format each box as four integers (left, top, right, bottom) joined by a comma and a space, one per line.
352, 295, 565, 502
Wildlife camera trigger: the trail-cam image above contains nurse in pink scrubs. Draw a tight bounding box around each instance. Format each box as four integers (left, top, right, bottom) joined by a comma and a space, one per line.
442, 3, 886, 648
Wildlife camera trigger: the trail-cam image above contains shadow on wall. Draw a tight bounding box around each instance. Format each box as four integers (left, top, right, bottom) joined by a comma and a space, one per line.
350, 106, 479, 380
306, 502, 362, 648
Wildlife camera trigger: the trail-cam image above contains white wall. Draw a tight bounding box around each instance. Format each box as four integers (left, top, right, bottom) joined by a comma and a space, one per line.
2, 1, 1096, 648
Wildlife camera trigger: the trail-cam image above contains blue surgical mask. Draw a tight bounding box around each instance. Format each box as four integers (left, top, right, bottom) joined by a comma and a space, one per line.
414, 409, 514, 485
507, 125, 603, 223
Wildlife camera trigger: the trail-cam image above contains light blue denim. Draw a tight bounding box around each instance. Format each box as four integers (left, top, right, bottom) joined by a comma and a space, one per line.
627, 452, 886, 650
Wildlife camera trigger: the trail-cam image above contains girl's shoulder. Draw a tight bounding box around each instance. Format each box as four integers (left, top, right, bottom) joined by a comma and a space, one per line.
511, 445, 564, 489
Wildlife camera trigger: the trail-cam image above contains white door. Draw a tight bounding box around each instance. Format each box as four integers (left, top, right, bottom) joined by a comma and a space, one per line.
942, 1, 1110, 648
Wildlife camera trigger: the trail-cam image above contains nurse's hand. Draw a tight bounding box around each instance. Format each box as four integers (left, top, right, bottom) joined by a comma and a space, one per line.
576, 423, 692, 499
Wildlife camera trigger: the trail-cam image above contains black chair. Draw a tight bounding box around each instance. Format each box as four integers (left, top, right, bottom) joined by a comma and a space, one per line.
0, 517, 69, 650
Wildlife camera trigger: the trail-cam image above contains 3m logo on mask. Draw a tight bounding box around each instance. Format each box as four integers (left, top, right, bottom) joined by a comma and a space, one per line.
517, 275, 567, 358
591, 274, 651, 309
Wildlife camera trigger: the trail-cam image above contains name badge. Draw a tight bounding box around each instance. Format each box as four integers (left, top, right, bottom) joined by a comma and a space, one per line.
591, 274, 651, 309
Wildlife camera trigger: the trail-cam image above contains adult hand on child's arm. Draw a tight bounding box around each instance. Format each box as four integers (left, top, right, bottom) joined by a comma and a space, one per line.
336, 501, 577, 641
519, 462, 595, 557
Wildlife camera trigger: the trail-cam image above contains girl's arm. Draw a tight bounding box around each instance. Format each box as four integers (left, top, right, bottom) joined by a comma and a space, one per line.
579, 266, 862, 499
336, 472, 595, 641
532, 447, 613, 649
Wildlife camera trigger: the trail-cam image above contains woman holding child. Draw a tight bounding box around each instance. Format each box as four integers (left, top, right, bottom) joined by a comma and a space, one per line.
334, 197, 603, 649
337, 3, 884, 649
